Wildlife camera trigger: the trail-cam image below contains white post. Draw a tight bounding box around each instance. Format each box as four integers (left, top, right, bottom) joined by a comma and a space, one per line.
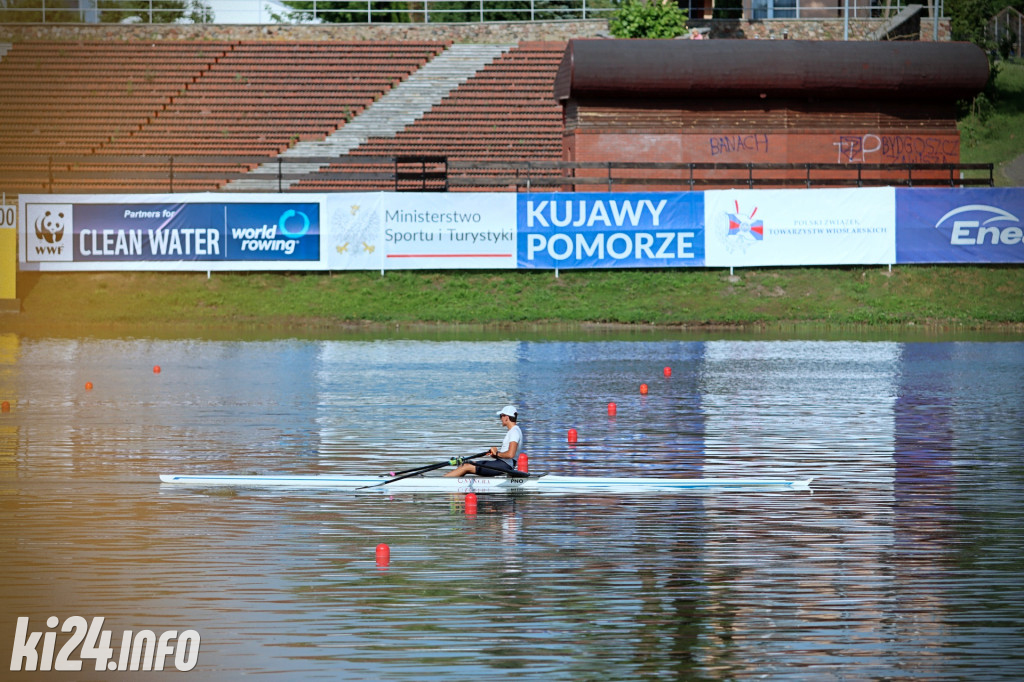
843, 0, 849, 40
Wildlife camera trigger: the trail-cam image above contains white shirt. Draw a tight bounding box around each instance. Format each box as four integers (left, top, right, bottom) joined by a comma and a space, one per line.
500, 424, 523, 459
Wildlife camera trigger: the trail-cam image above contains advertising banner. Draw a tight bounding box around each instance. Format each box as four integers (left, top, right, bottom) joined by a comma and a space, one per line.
20, 188, 1024, 272
379, 193, 517, 270
517, 192, 705, 269
21, 194, 323, 271
324, 193, 384, 271
896, 188, 1024, 263
704, 188, 896, 267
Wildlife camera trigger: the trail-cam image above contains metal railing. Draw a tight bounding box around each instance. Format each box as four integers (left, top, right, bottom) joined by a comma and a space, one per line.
0, 0, 618, 24
0, 0, 923, 24
0, 154, 994, 194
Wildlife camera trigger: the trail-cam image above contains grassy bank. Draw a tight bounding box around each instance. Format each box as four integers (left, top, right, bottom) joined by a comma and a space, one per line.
960, 60, 1024, 184
6, 267, 1023, 338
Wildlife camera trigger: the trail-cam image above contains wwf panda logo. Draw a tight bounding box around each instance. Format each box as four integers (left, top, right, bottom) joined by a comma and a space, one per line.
35, 210, 66, 243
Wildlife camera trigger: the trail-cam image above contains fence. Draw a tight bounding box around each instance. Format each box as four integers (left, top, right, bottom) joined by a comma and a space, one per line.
0, 155, 994, 195
0, 0, 925, 24
989, 7, 1023, 59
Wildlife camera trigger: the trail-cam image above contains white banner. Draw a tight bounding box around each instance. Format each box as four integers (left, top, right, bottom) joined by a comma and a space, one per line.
325, 193, 383, 271
379, 193, 517, 270
704, 188, 896, 267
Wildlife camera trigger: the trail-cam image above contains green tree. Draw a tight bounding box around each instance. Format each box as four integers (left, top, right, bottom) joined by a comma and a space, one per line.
947, 0, 1024, 47
608, 0, 688, 38
272, 0, 408, 23
0, 0, 212, 23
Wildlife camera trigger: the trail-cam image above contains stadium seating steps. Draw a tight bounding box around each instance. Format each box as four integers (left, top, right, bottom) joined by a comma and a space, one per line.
0, 40, 565, 196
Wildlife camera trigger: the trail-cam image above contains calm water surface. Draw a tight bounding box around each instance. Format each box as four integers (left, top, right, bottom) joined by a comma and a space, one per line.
0, 336, 1021, 680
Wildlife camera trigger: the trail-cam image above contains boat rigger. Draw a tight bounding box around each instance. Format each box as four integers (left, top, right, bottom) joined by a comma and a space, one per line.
159, 473, 815, 494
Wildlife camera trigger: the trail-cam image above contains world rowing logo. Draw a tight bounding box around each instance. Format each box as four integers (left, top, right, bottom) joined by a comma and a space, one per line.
716, 200, 765, 256
277, 209, 310, 239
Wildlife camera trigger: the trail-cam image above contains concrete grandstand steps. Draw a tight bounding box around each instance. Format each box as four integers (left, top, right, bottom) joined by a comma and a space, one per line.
225, 43, 513, 191
290, 41, 565, 191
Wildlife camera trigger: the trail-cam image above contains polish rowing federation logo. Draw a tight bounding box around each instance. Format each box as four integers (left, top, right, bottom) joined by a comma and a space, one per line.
25, 203, 74, 262
727, 201, 764, 241
716, 200, 765, 256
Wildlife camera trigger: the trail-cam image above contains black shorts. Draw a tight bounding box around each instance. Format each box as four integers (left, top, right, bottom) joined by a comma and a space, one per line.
473, 458, 517, 477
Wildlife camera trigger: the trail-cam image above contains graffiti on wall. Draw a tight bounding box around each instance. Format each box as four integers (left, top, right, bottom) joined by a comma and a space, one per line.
834, 134, 959, 164
709, 134, 770, 157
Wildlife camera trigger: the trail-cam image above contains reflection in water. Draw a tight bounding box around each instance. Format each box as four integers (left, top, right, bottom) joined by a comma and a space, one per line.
0, 338, 1021, 680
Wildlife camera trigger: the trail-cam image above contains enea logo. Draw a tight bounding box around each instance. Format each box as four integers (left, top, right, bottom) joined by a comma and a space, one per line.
935, 204, 1023, 246
26, 203, 73, 261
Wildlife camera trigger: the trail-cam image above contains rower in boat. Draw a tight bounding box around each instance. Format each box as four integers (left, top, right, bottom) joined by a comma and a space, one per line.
445, 405, 522, 478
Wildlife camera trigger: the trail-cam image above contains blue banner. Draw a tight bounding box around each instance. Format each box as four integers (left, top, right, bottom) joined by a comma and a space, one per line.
517, 193, 705, 268
896, 188, 1024, 263
70, 201, 320, 262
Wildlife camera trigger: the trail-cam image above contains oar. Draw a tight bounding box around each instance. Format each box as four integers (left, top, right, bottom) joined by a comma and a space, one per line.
385, 450, 488, 479
357, 451, 489, 490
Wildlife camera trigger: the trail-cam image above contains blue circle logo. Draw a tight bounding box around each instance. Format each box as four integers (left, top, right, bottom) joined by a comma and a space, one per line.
278, 209, 310, 238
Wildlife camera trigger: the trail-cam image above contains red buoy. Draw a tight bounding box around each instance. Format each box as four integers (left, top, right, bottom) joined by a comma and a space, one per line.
607, 402, 617, 416
465, 492, 478, 515
1, 401, 9, 413
375, 543, 390, 567
516, 452, 528, 473
153, 365, 161, 374
640, 383, 649, 395
85, 382, 93, 391
663, 366, 672, 378
567, 428, 578, 443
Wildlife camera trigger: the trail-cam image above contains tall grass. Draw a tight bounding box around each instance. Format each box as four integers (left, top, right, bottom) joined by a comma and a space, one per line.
959, 61, 1024, 184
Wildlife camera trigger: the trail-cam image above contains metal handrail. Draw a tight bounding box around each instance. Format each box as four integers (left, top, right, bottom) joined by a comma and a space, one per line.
0, 155, 995, 193
0, 0, 916, 24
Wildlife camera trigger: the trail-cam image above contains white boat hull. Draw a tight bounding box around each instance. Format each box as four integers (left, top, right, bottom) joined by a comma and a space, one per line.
159, 473, 814, 494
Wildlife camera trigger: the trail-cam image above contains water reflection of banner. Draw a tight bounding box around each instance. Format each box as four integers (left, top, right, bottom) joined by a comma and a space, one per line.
704, 188, 896, 267
699, 340, 897, 483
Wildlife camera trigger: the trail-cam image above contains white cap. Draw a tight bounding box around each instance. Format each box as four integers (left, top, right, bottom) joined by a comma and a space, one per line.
497, 405, 518, 418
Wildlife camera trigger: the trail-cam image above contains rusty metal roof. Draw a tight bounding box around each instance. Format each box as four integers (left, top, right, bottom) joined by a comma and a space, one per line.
553, 39, 989, 102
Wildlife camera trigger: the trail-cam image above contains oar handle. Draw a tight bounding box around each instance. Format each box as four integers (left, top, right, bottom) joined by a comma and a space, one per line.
389, 450, 489, 478
360, 451, 492, 490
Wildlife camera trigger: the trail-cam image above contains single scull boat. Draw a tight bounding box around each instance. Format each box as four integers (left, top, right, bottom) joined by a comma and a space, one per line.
159, 473, 815, 493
